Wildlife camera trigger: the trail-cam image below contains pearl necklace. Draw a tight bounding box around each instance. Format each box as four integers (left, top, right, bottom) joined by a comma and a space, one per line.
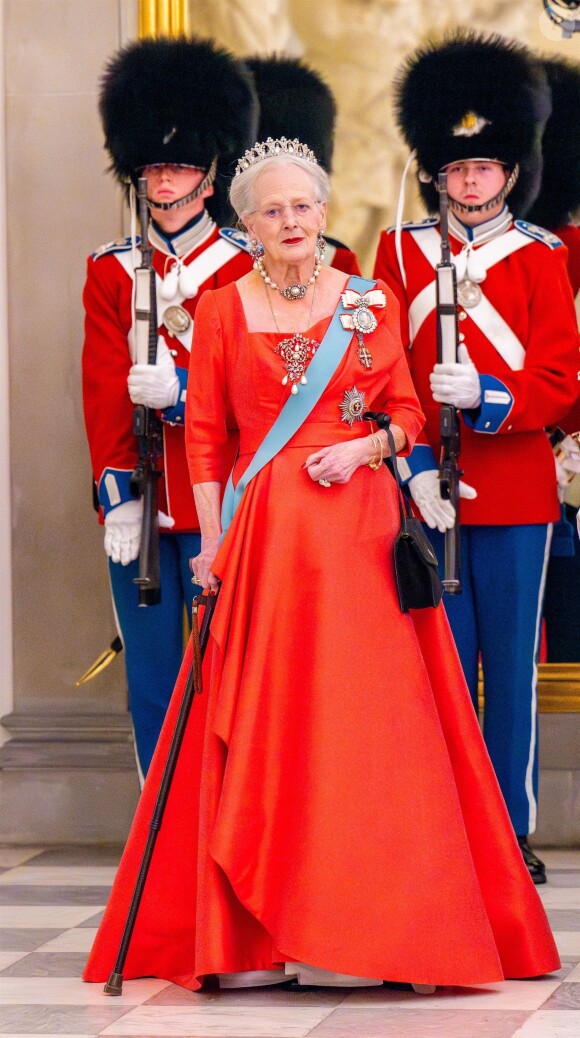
255, 254, 322, 301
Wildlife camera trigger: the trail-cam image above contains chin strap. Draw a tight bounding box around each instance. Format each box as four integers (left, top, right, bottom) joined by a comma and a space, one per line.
446, 164, 519, 215
144, 157, 218, 212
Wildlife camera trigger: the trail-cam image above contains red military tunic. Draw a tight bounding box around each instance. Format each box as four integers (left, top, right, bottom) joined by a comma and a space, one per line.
557, 223, 580, 298
82, 216, 253, 532
325, 234, 361, 277
374, 213, 580, 525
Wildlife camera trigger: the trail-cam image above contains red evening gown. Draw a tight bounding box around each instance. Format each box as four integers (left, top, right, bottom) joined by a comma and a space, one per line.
84, 279, 559, 990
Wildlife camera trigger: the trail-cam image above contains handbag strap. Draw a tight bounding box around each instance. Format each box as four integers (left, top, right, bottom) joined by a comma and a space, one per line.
221, 274, 377, 534
363, 410, 412, 531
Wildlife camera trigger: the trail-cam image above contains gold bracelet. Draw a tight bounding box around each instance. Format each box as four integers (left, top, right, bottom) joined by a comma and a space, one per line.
368, 433, 382, 470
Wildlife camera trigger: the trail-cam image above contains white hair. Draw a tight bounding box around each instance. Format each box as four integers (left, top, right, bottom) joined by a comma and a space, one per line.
229, 154, 331, 225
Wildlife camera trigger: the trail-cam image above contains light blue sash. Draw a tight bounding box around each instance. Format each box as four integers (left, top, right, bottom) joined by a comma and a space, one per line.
221, 274, 376, 534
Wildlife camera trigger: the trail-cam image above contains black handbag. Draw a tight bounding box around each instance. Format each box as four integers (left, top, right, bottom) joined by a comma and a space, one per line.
364, 411, 443, 612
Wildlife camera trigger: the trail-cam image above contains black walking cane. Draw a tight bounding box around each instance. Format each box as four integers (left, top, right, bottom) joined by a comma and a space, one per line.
104, 589, 219, 995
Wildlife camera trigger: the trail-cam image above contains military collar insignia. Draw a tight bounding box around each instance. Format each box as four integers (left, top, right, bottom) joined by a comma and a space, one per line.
449, 208, 512, 246
149, 210, 216, 259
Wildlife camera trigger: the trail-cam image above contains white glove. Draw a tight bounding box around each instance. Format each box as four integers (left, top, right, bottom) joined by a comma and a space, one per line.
408, 469, 478, 533
104, 499, 175, 566
430, 343, 482, 410
127, 338, 180, 409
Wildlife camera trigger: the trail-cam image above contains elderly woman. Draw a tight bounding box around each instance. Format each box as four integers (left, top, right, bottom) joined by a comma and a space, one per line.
84, 140, 558, 993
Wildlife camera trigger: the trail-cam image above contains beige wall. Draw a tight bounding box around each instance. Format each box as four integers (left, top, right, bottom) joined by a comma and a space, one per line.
0, 0, 578, 840
0, 0, 144, 842
3, 0, 138, 724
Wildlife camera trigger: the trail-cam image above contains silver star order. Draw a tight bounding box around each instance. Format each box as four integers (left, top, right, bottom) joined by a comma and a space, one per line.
339, 386, 367, 425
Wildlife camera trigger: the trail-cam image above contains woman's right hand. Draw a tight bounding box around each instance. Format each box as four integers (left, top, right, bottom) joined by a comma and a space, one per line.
190, 536, 221, 591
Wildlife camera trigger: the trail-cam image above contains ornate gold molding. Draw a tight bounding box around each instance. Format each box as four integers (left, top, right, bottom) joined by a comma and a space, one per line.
479, 663, 580, 714
538, 663, 580, 713
139, 0, 190, 38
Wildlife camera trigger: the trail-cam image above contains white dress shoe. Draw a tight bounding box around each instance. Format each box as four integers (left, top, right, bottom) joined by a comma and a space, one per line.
287, 962, 382, 987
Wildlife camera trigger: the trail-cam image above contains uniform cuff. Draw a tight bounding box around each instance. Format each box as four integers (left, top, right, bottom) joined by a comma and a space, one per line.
98, 468, 134, 516
161, 367, 187, 426
396, 444, 437, 484
462, 375, 513, 434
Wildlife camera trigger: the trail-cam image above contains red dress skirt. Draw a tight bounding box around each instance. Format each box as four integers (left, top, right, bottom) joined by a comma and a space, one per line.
84, 281, 559, 990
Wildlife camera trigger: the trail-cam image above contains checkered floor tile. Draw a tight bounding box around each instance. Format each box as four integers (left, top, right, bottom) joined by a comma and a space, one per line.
0, 845, 579, 1036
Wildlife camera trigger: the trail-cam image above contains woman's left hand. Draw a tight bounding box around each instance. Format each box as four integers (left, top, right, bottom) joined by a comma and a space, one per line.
304, 425, 407, 485
304, 439, 374, 485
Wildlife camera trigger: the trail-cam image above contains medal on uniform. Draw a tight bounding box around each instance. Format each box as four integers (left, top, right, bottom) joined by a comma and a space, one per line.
454, 244, 485, 309
339, 386, 367, 425
164, 305, 191, 336
456, 279, 482, 308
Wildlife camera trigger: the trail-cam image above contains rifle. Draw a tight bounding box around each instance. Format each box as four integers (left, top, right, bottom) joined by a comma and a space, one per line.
130, 178, 163, 606
436, 171, 462, 593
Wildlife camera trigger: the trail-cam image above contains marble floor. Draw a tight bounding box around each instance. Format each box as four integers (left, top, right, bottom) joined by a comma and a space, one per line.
0, 846, 579, 1037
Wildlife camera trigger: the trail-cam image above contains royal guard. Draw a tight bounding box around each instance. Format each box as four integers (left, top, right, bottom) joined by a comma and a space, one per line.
525, 55, 580, 661
374, 31, 579, 882
526, 55, 580, 308
244, 55, 362, 276
82, 37, 257, 779
525, 54, 580, 434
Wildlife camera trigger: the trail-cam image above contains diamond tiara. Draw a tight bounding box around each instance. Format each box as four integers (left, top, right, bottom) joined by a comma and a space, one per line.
235, 137, 318, 176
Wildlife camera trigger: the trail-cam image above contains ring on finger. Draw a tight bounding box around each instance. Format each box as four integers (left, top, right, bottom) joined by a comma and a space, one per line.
319, 478, 331, 487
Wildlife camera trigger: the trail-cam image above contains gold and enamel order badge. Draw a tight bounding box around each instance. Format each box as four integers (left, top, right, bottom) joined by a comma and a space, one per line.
340, 289, 386, 370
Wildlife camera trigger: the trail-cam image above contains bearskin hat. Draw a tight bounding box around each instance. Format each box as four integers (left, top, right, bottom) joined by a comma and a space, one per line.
526, 56, 580, 229
99, 36, 258, 224
394, 31, 552, 216
244, 55, 336, 172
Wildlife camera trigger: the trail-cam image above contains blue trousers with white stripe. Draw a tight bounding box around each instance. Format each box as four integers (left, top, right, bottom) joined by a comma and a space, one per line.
108, 532, 201, 779
428, 524, 551, 837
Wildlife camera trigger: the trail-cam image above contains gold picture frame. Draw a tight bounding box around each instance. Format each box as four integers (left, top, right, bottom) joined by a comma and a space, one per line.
140, 0, 189, 38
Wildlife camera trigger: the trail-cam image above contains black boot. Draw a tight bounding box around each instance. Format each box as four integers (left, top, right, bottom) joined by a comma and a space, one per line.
517, 836, 546, 885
